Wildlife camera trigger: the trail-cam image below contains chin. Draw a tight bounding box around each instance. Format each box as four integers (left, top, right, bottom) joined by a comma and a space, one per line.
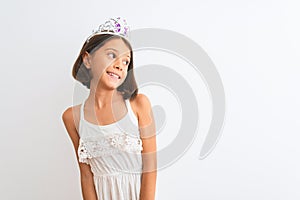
98, 74, 123, 89
107, 81, 124, 90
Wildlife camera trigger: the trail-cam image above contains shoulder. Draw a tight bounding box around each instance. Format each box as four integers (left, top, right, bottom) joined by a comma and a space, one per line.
131, 93, 152, 114
62, 106, 73, 122
130, 93, 153, 126
62, 104, 81, 133
134, 93, 151, 107
62, 106, 75, 124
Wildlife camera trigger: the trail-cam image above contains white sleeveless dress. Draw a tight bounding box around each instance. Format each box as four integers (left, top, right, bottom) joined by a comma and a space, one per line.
77, 98, 143, 200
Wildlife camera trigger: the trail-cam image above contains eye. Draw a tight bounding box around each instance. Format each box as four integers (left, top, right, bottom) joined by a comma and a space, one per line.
123, 59, 130, 66
107, 52, 116, 59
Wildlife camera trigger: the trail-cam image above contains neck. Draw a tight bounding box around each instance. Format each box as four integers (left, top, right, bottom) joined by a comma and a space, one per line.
87, 84, 123, 109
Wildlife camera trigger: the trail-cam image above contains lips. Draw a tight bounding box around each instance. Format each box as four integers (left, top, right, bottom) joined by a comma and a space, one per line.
106, 71, 121, 79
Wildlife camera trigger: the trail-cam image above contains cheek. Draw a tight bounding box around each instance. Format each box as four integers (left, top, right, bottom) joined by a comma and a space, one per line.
92, 67, 104, 77
91, 60, 109, 76
122, 71, 128, 79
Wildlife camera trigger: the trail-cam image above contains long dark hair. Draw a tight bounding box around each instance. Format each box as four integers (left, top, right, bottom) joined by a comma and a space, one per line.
72, 34, 138, 100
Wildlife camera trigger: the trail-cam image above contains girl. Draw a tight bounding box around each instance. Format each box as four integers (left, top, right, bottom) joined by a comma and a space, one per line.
62, 17, 157, 200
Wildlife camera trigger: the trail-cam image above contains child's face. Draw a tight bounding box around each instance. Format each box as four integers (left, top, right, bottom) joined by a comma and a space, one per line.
83, 38, 131, 90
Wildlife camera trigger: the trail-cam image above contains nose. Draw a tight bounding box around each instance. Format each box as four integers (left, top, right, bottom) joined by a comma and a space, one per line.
114, 59, 123, 71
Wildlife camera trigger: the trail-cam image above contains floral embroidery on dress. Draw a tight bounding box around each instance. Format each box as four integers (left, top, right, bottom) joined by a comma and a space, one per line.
77, 132, 143, 164
78, 138, 92, 164
108, 133, 143, 152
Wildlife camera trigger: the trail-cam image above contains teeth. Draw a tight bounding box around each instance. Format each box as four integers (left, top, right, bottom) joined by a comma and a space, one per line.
108, 72, 120, 79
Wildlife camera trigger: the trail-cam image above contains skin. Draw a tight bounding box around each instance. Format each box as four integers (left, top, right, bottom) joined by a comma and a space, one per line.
62, 38, 157, 200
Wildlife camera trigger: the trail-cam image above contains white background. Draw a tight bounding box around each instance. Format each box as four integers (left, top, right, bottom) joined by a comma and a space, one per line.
1, 0, 300, 199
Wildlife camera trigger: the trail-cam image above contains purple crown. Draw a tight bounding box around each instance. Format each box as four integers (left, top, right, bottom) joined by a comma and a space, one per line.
86, 17, 130, 42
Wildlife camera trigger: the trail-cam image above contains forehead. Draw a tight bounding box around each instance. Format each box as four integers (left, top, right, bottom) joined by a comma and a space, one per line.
102, 38, 131, 55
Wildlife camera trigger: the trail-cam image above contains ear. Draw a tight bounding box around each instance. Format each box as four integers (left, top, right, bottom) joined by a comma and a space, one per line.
82, 51, 92, 69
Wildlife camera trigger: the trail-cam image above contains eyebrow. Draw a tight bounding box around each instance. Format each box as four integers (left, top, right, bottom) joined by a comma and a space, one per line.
105, 48, 131, 58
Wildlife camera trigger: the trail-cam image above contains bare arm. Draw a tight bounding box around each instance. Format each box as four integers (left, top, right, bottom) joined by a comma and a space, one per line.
135, 94, 157, 200
62, 107, 98, 200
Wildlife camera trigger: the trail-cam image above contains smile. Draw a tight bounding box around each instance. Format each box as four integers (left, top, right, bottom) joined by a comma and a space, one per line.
106, 71, 121, 79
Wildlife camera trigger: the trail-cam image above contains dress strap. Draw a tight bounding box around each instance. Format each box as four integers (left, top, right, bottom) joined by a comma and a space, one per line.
125, 98, 138, 124
80, 100, 86, 121
125, 99, 132, 115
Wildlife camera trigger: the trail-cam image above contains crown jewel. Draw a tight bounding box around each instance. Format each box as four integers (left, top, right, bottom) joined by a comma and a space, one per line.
86, 17, 130, 43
